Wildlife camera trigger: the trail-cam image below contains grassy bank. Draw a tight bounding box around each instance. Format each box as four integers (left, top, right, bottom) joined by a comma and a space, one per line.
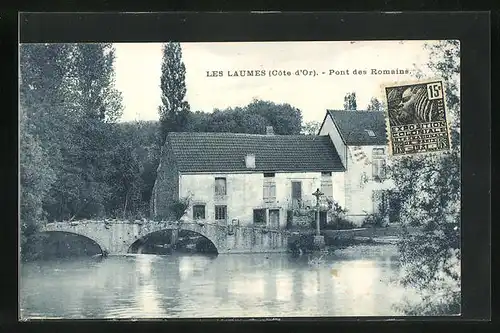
288, 224, 420, 253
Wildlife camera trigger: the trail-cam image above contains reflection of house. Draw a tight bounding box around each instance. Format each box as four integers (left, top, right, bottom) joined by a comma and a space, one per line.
318, 110, 391, 225
151, 126, 345, 229
152, 110, 392, 228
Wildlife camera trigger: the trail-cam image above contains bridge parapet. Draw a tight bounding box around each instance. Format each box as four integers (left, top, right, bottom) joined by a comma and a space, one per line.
41, 219, 291, 255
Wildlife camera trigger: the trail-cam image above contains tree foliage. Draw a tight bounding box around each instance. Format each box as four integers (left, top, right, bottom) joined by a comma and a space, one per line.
301, 120, 321, 135
366, 97, 384, 111
390, 40, 461, 315
185, 99, 302, 135
19, 105, 56, 248
19, 43, 132, 245
72, 43, 124, 122
343, 92, 357, 110
158, 42, 190, 145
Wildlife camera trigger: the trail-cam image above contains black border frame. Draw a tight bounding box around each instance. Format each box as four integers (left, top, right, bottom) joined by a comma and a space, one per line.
4, 10, 491, 332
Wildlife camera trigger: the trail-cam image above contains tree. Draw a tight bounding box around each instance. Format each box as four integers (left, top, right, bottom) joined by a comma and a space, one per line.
184, 100, 302, 135
19, 43, 79, 222
301, 121, 321, 135
243, 99, 302, 135
343, 92, 357, 110
106, 122, 160, 219
158, 42, 190, 145
20, 43, 125, 222
19, 105, 56, 251
72, 43, 124, 122
391, 40, 461, 315
366, 97, 384, 111
58, 43, 124, 220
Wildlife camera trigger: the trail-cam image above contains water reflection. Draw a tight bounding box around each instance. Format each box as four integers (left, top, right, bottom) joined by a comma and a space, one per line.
20, 244, 415, 319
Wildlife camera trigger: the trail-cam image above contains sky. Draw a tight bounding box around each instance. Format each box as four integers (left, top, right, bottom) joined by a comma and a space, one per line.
113, 41, 439, 123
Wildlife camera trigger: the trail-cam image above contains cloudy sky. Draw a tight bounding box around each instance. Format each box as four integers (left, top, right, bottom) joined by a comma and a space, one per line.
113, 41, 439, 123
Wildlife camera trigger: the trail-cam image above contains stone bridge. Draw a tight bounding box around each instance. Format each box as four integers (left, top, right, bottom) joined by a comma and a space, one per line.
41, 219, 290, 255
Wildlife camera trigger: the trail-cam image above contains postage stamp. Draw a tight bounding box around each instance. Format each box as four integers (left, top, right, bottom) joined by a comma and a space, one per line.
383, 79, 451, 156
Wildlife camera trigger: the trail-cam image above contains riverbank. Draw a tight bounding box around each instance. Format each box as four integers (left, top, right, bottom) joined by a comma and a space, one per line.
288, 224, 420, 253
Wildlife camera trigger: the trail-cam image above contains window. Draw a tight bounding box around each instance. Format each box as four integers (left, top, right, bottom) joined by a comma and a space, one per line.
215, 205, 227, 221
193, 205, 206, 219
253, 209, 267, 225
365, 129, 376, 137
215, 177, 227, 195
321, 171, 332, 176
321, 179, 334, 200
263, 173, 276, 202
263, 182, 276, 202
373, 148, 385, 157
372, 148, 386, 181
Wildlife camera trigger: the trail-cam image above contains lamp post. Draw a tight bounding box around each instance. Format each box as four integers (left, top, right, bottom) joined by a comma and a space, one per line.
312, 188, 325, 249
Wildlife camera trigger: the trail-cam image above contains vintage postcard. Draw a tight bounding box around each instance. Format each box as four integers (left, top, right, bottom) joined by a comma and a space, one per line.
383, 79, 452, 156
19, 40, 461, 319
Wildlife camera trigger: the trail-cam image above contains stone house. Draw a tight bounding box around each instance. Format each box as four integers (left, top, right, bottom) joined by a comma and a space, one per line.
151, 127, 345, 229
151, 110, 393, 228
318, 110, 393, 225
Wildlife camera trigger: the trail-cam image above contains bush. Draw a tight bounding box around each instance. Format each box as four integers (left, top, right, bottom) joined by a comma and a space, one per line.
362, 212, 388, 228
168, 196, 190, 220
288, 234, 319, 253
324, 217, 357, 230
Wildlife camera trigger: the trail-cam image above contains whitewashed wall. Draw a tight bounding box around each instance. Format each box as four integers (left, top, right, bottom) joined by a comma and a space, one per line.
344, 145, 392, 225
319, 115, 347, 167
178, 171, 344, 229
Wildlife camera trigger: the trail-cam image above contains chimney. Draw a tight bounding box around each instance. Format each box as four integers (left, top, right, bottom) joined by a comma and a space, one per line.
266, 126, 274, 135
245, 154, 256, 169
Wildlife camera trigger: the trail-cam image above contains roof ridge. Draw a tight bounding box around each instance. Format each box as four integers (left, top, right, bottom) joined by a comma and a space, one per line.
327, 109, 374, 113
168, 132, 329, 138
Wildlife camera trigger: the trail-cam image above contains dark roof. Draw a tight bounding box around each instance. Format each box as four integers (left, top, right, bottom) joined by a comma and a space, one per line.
326, 110, 388, 146
166, 132, 345, 173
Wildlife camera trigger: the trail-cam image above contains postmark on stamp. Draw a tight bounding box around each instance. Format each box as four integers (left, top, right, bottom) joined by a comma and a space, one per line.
383, 79, 451, 156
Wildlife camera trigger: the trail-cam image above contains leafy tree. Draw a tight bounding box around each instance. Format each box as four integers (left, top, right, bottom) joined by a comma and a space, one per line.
366, 97, 384, 111
245, 99, 302, 135
72, 43, 124, 122
184, 100, 302, 135
19, 105, 56, 251
301, 121, 321, 135
158, 42, 190, 145
19, 43, 79, 223
20, 43, 124, 222
391, 40, 461, 315
343, 92, 357, 110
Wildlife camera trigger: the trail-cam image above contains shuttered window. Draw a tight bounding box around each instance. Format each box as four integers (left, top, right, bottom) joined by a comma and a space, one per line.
321, 172, 333, 200
372, 148, 386, 180
215, 177, 227, 195
263, 178, 276, 202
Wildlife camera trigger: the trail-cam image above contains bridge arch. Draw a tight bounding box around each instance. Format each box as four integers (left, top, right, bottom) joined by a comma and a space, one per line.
132, 222, 221, 255
41, 221, 114, 254
128, 228, 218, 254
34, 231, 106, 256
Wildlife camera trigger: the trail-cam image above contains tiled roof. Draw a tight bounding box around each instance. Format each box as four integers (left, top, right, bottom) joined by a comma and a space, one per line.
327, 110, 388, 146
166, 132, 345, 173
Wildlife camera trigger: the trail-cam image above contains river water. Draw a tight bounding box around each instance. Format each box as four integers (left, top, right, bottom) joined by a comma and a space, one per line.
19, 244, 418, 319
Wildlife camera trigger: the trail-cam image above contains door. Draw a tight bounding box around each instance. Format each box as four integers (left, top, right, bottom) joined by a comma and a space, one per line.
291, 181, 302, 207
269, 209, 280, 229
